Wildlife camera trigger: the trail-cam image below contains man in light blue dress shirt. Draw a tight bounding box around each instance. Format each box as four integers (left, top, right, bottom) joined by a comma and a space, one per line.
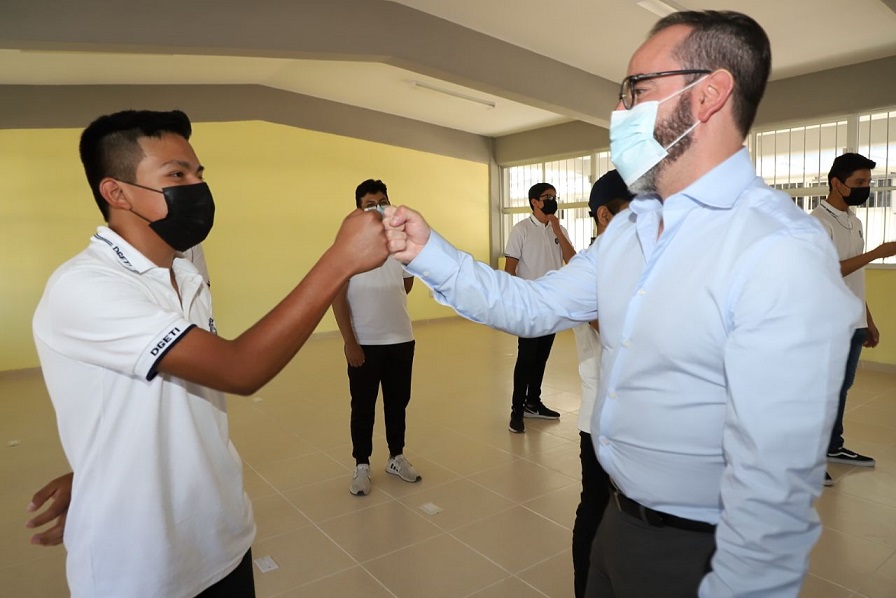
381, 10, 860, 598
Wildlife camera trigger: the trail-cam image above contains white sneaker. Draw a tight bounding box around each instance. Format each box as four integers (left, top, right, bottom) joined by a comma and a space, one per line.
385, 454, 421, 483
350, 464, 371, 496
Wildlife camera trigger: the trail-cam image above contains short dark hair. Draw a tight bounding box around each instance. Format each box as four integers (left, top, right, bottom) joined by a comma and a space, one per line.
79, 110, 192, 220
828, 153, 876, 190
588, 170, 633, 218
651, 11, 771, 137
602, 198, 630, 218
528, 183, 556, 210
355, 179, 388, 207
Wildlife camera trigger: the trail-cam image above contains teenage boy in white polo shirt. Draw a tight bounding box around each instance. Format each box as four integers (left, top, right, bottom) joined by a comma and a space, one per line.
504, 182, 576, 433
31, 109, 388, 597
810, 153, 896, 486
332, 179, 421, 496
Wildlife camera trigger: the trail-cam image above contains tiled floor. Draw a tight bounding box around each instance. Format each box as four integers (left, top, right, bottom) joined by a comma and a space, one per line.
1, 318, 895, 597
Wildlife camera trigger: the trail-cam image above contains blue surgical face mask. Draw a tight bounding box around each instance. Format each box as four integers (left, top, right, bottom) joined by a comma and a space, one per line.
609, 76, 706, 187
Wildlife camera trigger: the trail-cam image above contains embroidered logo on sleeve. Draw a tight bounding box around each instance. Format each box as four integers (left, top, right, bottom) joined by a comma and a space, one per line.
150, 326, 183, 357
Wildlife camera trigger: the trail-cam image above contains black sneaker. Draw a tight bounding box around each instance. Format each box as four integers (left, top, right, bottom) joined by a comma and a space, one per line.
824, 471, 834, 487
826, 447, 875, 467
508, 412, 525, 433
523, 402, 560, 420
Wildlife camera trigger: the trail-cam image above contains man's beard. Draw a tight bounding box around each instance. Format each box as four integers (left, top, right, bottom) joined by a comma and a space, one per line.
628, 92, 696, 195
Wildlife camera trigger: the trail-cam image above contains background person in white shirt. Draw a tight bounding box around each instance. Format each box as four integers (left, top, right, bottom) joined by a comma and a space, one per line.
504, 182, 576, 433
381, 10, 859, 597
571, 170, 632, 598
809, 153, 896, 483
31, 109, 388, 597
332, 179, 421, 496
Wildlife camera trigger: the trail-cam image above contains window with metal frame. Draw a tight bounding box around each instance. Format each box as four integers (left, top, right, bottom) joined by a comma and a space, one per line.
501, 152, 614, 253
752, 109, 896, 264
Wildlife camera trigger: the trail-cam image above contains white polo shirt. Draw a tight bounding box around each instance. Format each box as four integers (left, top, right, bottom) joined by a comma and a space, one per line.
810, 200, 867, 328
504, 215, 569, 280
573, 322, 601, 433
32, 227, 254, 598
347, 257, 414, 345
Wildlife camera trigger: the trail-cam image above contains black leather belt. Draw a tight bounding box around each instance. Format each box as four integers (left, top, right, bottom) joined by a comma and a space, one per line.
609, 482, 716, 534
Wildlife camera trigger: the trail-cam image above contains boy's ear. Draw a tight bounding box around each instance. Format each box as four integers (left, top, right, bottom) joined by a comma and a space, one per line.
99, 178, 131, 211
597, 206, 613, 227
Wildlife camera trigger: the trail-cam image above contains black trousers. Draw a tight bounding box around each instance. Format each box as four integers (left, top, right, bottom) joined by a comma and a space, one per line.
572, 432, 610, 598
348, 340, 415, 464
585, 504, 716, 597
511, 334, 555, 412
195, 549, 255, 597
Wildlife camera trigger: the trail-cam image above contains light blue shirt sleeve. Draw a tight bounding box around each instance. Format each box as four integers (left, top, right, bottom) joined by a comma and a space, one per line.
701, 230, 855, 597
405, 230, 598, 335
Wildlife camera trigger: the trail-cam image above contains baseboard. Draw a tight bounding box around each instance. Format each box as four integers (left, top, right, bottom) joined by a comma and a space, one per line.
857, 360, 896, 374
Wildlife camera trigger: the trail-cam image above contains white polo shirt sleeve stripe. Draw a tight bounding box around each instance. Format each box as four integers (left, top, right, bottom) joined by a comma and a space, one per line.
142, 322, 197, 380
37, 265, 197, 381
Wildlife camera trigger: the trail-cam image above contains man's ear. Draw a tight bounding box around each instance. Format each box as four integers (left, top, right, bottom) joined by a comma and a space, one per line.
597, 206, 613, 227
694, 69, 734, 123
98, 178, 131, 211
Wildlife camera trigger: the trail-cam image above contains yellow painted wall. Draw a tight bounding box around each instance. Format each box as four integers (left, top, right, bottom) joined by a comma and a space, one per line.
0, 121, 489, 371
864, 268, 896, 366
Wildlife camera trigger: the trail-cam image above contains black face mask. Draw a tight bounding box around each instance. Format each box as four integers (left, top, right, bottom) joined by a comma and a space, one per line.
540, 198, 558, 215
124, 181, 216, 251
842, 184, 871, 206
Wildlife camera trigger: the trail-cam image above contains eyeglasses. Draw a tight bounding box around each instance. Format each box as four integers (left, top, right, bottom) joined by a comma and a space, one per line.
538, 194, 558, 201
619, 69, 711, 110
362, 198, 390, 209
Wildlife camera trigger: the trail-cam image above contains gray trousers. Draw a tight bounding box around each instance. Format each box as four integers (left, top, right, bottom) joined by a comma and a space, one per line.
585, 503, 716, 597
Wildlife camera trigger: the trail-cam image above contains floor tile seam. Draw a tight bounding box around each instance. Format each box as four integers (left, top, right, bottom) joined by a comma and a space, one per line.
819, 518, 896, 546
500, 455, 581, 485
818, 488, 896, 514
533, 428, 583, 444
802, 572, 857, 594
244, 460, 361, 529
267, 562, 399, 598
457, 575, 551, 598
854, 568, 895, 598
814, 529, 896, 576
246, 447, 354, 493
517, 478, 581, 502
416, 501, 521, 535
515, 450, 582, 477
277, 483, 406, 526
517, 501, 575, 533
515, 544, 571, 576
834, 488, 896, 511
381, 472, 524, 520
460, 472, 553, 505
841, 417, 896, 433
423, 421, 522, 458
311, 493, 445, 544
352, 527, 513, 578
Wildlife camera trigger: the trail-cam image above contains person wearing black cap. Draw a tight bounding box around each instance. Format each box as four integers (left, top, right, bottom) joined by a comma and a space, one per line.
571, 170, 633, 598
809, 153, 896, 484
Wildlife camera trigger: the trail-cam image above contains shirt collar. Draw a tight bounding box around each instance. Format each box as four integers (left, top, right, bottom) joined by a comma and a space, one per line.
819, 199, 852, 216
91, 226, 159, 275
629, 146, 756, 216
528, 214, 548, 227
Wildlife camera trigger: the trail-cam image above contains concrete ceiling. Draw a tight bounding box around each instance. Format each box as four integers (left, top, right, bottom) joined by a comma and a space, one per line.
2, 0, 895, 137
